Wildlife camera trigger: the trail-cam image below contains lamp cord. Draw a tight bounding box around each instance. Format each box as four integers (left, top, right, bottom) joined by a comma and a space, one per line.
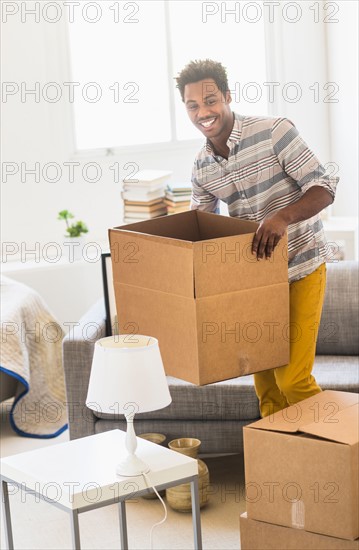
142, 471, 168, 550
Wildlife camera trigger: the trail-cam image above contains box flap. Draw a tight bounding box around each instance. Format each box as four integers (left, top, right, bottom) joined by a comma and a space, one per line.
109, 228, 195, 298
196, 210, 259, 239
246, 390, 359, 435
109, 211, 288, 298
301, 403, 359, 445
193, 233, 288, 297
112, 210, 200, 242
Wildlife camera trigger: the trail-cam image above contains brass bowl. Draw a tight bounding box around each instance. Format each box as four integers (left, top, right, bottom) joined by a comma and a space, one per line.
168, 437, 201, 458
166, 459, 210, 512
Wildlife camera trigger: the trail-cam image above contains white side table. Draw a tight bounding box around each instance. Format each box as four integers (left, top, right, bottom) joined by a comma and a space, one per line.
1, 430, 202, 550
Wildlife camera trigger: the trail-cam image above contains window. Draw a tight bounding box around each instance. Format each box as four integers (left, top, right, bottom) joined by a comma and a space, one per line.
67, 1, 268, 151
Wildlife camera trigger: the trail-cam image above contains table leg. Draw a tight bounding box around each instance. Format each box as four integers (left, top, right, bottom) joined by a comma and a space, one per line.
118, 500, 128, 550
1, 480, 14, 550
190, 477, 202, 550
70, 509, 81, 550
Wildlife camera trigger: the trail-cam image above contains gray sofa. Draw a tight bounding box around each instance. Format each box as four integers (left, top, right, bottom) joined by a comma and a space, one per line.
63, 261, 359, 454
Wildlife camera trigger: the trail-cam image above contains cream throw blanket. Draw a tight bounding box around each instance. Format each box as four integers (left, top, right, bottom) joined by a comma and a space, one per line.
0, 276, 68, 437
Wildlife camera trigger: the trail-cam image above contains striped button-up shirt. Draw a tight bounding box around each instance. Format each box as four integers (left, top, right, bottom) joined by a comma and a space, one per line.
191, 113, 339, 282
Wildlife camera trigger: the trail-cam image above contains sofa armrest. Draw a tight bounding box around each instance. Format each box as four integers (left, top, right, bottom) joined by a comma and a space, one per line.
62, 299, 107, 439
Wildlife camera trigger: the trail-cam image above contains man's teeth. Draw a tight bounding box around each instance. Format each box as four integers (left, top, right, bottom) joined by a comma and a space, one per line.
200, 118, 216, 128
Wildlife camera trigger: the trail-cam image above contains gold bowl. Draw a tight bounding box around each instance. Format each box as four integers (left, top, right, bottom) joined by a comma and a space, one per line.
168, 437, 201, 458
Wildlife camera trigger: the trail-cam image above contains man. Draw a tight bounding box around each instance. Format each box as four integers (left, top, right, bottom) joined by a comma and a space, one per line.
175, 59, 339, 417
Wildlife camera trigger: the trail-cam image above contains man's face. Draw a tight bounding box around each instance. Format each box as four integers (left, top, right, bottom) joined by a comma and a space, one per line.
183, 78, 233, 140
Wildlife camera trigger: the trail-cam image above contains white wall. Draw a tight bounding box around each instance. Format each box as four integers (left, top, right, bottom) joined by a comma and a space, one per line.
1, 1, 358, 326
1, 14, 202, 251
264, 0, 331, 161
325, 0, 359, 217
264, 0, 358, 220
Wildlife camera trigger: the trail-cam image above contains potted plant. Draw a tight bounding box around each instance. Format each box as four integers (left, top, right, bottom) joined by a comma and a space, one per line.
58, 210, 89, 261
58, 210, 88, 238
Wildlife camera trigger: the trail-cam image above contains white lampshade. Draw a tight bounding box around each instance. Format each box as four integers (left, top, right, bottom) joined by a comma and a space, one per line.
86, 335, 172, 476
86, 335, 172, 416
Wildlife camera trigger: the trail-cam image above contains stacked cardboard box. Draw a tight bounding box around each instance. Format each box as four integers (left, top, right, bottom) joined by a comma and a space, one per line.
109, 210, 290, 385
164, 182, 192, 214
240, 390, 359, 549
240, 514, 359, 549
121, 169, 171, 223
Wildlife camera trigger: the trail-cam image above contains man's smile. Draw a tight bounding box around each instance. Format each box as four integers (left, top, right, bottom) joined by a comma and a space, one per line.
198, 117, 217, 129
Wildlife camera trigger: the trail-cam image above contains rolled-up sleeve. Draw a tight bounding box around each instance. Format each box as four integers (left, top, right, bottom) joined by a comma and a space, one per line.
271, 117, 339, 199
190, 166, 220, 213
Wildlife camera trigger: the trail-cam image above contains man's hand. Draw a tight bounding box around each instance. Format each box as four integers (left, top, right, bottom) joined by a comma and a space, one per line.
251, 186, 334, 259
252, 211, 288, 259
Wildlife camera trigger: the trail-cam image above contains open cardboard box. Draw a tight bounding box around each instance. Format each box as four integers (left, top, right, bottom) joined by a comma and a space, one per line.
240, 513, 359, 550
243, 390, 359, 540
109, 210, 289, 385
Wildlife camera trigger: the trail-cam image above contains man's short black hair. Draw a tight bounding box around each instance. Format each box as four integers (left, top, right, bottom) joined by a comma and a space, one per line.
175, 59, 229, 102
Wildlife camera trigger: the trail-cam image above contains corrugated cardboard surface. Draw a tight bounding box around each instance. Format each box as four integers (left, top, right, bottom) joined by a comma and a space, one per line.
115, 281, 289, 386
246, 390, 359, 434
193, 233, 288, 298
110, 211, 288, 299
196, 283, 289, 384
115, 283, 200, 384
240, 513, 359, 550
302, 403, 359, 445
110, 230, 194, 298
244, 391, 359, 540
196, 210, 258, 239
114, 210, 201, 241
109, 211, 289, 385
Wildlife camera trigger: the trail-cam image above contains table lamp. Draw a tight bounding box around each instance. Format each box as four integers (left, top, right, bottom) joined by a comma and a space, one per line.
86, 335, 172, 477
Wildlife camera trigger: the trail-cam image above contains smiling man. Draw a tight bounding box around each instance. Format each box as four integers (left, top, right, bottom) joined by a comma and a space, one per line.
175, 59, 339, 417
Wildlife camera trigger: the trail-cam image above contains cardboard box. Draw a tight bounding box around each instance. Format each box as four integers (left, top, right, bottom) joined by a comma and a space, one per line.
109, 210, 289, 385
243, 390, 359, 540
240, 513, 359, 550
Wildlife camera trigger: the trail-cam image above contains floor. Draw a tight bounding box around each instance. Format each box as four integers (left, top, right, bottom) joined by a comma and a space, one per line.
0, 400, 246, 549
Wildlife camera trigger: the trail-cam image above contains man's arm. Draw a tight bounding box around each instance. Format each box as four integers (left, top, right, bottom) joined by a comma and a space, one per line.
190, 166, 220, 213
252, 186, 333, 259
252, 118, 339, 259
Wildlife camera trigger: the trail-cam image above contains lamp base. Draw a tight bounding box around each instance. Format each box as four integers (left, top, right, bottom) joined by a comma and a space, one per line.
116, 454, 150, 477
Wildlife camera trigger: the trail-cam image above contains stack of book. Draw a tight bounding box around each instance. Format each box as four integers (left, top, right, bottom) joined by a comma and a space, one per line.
122, 169, 172, 223
164, 182, 192, 215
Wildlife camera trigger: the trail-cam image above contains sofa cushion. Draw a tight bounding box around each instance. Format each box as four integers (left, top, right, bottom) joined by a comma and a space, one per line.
92, 355, 358, 422
312, 355, 359, 392
317, 261, 359, 355
92, 358, 358, 454
94, 418, 251, 454
93, 373, 259, 421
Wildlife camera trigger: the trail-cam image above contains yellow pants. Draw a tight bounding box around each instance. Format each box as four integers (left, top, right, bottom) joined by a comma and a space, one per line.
254, 263, 327, 417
